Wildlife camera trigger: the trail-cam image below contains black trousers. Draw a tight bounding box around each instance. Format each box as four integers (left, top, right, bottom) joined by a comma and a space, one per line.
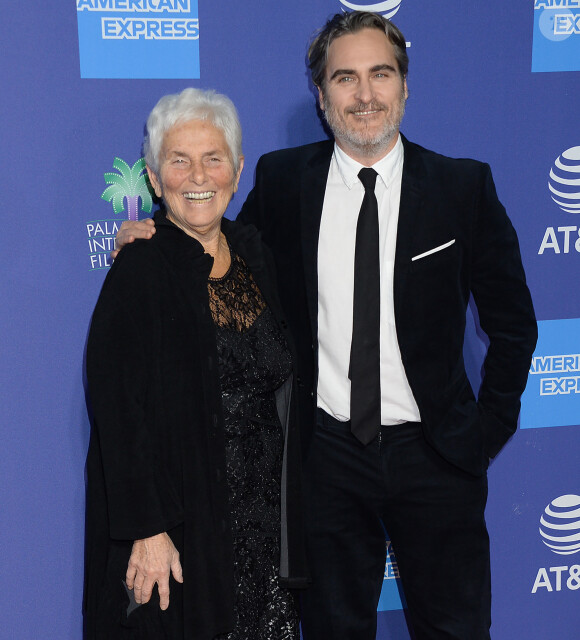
300, 410, 491, 640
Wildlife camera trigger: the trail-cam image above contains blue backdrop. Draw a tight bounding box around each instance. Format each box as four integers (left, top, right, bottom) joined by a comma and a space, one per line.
1, 1, 579, 638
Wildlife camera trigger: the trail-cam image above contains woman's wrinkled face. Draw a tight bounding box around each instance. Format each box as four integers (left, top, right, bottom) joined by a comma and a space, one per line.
147, 119, 243, 239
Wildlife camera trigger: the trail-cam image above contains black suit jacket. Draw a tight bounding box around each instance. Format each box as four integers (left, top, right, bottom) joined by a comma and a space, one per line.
239, 135, 537, 476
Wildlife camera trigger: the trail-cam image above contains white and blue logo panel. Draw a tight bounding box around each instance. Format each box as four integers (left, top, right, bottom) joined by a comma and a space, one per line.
532, 1, 580, 72
76, 0, 200, 79
520, 318, 580, 430
377, 541, 406, 611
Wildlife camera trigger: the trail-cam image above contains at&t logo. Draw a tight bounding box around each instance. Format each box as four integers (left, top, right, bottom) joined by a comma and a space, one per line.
540, 494, 580, 554
549, 146, 580, 214
538, 146, 580, 255
338, 0, 403, 19
531, 495, 580, 594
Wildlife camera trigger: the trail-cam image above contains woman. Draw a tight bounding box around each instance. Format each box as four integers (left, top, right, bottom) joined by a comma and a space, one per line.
85, 88, 307, 639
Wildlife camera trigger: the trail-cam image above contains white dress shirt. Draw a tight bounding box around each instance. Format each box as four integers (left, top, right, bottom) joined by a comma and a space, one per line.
317, 135, 421, 424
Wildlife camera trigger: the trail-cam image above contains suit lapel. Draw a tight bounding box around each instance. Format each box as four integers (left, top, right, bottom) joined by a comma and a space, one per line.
299, 142, 334, 341
394, 136, 426, 323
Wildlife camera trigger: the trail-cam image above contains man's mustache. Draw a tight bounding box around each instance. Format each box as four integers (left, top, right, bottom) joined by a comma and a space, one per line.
345, 102, 387, 114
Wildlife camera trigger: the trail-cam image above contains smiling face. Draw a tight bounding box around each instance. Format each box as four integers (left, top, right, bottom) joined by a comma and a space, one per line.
147, 119, 243, 241
318, 28, 408, 165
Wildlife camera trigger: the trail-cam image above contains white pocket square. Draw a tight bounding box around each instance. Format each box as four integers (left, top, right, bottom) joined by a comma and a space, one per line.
411, 239, 456, 262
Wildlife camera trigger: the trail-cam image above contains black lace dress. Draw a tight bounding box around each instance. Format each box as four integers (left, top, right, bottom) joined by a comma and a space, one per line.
208, 249, 299, 640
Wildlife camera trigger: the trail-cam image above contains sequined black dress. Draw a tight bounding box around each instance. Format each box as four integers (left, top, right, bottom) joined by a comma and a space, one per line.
209, 249, 299, 640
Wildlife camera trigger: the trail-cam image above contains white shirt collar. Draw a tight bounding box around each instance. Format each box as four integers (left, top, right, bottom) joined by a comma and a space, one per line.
333, 134, 404, 191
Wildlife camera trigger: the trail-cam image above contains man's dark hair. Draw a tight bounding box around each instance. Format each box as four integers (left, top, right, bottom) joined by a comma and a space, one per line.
308, 11, 409, 90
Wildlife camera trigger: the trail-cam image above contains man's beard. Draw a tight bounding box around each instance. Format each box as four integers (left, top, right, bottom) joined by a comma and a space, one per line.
322, 91, 406, 160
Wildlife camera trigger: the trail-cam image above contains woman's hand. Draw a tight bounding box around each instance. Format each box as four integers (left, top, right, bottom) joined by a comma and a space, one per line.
111, 218, 156, 260
126, 532, 183, 610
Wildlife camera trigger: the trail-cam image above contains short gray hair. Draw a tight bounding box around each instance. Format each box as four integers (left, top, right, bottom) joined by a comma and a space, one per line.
144, 88, 243, 175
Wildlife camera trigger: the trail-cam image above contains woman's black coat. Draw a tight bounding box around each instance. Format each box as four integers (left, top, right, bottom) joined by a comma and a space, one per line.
84, 211, 307, 639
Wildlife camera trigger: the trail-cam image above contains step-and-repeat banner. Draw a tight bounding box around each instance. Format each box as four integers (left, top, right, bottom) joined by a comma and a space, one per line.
1, 1, 579, 638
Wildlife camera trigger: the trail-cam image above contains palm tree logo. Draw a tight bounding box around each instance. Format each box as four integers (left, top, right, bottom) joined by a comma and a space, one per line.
101, 157, 153, 221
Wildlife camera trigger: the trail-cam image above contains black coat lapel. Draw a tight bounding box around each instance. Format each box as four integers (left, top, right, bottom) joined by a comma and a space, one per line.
299, 142, 334, 341
394, 136, 426, 324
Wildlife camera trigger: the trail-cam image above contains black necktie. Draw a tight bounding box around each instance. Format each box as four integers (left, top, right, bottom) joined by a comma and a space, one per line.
349, 167, 381, 445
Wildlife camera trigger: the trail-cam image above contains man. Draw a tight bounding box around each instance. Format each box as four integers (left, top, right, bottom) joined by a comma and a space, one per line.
115, 12, 537, 640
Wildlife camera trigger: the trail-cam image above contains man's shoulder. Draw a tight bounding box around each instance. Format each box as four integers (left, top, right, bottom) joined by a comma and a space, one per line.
258, 140, 333, 168
402, 135, 489, 176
